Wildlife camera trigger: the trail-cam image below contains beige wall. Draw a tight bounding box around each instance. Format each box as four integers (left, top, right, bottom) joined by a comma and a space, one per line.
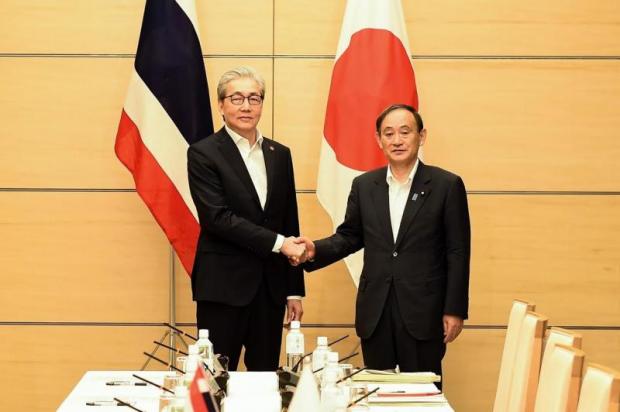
1, 1, 619, 411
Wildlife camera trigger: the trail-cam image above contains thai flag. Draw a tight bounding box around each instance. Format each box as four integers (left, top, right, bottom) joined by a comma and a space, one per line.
114, 0, 213, 275
317, 0, 418, 286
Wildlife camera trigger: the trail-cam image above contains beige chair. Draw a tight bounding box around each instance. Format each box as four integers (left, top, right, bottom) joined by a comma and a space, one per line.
534, 343, 585, 412
576, 363, 620, 412
507, 311, 548, 412
494, 300, 536, 412
543, 327, 583, 358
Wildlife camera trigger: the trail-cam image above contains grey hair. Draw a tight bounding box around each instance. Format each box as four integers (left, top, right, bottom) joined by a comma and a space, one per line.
216, 66, 266, 101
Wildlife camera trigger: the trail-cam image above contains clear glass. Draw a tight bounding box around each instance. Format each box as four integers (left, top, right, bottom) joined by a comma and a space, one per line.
349, 383, 370, 408
159, 374, 184, 411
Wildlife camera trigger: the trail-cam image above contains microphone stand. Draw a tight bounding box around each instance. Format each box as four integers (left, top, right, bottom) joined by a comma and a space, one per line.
141, 247, 191, 371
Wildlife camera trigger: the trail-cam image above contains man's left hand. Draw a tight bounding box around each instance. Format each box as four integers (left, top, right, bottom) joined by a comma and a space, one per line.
286, 299, 303, 323
443, 315, 464, 343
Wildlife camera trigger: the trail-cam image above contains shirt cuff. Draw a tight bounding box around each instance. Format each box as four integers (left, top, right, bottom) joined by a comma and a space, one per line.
287, 296, 303, 300
272, 234, 285, 253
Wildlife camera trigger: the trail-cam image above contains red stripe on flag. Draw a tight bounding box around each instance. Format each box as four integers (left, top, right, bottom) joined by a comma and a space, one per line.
324, 28, 418, 172
189, 367, 210, 412
115, 110, 199, 275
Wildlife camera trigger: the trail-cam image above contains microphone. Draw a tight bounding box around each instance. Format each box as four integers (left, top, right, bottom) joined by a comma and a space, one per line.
291, 334, 350, 372
336, 366, 367, 384
131, 374, 174, 394
113, 398, 145, 412
347, 387, 379, 408
313, 352, 359, 374
153, 340, 188, 356
142, 352, 184, 373
163, 323, 197, 341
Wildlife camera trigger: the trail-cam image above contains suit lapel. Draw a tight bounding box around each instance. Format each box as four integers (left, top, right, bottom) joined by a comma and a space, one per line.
371, 168, 395, 246
216, 129, 262, 209
261, 138, 277, 210
394, 162, 432, 248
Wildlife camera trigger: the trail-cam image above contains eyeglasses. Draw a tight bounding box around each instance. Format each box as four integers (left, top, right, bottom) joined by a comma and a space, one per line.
224, 94, 263, 106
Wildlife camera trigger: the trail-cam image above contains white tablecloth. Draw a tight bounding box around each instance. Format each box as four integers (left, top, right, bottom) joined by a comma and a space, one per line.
58, 370, 455, 412
58, 370, 173, 412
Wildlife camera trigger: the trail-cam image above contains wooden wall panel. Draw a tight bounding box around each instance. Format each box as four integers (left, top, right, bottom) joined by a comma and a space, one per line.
418, 60, 620, 190
0, 57, 133, 188
469, 195, 620, 325
0, 192, 170, 322
275, 0, 620, 55
273, 58, 332, 190
0, 57, 272, 188
276, 58, 620, 191
0, 0, 273, 55
197, 0, 273, 55
0, 0, 143, 54
0, 325, 172, 412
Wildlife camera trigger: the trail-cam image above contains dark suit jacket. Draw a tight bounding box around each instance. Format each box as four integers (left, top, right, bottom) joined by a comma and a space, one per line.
306, 162, 470, 340
187, 127, 305, 306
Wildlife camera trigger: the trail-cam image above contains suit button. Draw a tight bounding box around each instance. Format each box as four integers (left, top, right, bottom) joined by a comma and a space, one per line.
392, 251, 398, 257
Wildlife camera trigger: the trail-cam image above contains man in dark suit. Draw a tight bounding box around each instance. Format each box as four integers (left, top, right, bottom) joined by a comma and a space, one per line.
187, 67, 306, 371
298, 104, 470, 382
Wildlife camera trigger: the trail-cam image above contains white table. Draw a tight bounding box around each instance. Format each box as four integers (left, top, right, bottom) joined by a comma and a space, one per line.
58, 370, 174, 412
59, 371, 455, 411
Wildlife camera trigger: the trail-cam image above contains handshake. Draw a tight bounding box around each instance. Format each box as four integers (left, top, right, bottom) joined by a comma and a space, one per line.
281, 236, 315, 266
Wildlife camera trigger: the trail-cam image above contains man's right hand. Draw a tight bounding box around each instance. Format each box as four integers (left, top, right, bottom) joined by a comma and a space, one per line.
288, 236, 315, 266
280, 236, 306, 265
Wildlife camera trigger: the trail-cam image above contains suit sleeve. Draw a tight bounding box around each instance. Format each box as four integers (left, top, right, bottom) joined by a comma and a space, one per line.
187, 145, 277, 258
443, 176, 471, 319
305, 177, 365, 271
283, 150, 305, 296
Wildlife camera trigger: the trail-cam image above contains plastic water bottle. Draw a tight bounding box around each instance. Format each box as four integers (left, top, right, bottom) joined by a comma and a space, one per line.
312, 336, 330, 373
320, 365, 347, 412
285, 320, 304, 371
321, 351, 341, 389
183, 344, 203, 385
196, 329, 215, 373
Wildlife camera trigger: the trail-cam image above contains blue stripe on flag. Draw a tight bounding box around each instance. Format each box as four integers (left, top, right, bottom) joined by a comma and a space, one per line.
135, 0, 213, 144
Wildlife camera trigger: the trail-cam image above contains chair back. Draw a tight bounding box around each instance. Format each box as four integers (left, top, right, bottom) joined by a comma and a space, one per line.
507, 311, 548, 412
493, 300, 535, 412
534, 343, 585, 412
576, 363, 620, 412
543, 327, 582, 360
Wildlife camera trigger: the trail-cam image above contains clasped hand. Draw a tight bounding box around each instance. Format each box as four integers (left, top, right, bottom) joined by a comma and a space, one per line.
280, 236, 315, 266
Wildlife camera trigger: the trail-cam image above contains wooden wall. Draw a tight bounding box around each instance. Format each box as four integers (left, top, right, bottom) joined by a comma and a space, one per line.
1, 1, 619, 410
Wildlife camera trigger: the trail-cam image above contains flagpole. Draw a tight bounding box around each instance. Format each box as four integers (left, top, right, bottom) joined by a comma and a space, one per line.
168, 245, 176, 366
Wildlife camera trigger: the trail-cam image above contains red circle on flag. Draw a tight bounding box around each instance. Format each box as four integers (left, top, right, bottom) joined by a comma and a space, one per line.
323, 28, 418, 171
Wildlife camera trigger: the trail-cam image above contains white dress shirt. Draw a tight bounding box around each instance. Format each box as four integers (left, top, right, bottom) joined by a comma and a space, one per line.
225, 126, 299, 300
386, 159, 420, 243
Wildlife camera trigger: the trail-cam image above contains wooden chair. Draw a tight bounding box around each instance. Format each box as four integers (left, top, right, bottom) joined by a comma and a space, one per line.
576, 363, 620, 412
493, 300, 536, 412
507, 311, 548, 412
543, 327, 583, 357
534, 343, 585, 412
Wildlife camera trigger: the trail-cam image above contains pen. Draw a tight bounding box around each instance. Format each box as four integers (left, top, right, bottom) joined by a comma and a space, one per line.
85, 400, 123, 406
106, 380, 147, 386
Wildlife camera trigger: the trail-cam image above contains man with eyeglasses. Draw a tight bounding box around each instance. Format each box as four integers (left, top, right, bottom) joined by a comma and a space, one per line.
187, 67, 305, 371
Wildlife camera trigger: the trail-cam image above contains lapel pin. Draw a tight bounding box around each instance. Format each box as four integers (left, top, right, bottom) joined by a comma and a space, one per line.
412, 193, 418, 201
421, 191, 425, 197
269, 145, 274, 151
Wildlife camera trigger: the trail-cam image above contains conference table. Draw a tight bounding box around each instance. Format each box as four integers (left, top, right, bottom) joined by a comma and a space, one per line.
58, 370, 455, 411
